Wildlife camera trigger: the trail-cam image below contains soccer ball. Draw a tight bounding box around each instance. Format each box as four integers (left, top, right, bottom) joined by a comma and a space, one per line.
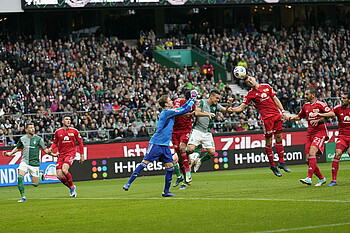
234, 66, 247, 79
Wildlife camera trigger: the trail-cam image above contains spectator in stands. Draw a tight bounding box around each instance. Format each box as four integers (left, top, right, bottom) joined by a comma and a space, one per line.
137, 126, 149, 137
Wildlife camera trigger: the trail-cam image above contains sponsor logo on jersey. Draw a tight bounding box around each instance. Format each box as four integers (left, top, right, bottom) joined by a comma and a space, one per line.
68, 133, 74, 136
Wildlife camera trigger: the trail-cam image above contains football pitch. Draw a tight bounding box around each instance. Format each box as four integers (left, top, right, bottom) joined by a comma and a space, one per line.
1, 163, 349, 233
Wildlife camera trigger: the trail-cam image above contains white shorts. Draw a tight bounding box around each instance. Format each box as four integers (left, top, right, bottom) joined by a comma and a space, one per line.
18, 162, 40, 177
188, 129, 215, 149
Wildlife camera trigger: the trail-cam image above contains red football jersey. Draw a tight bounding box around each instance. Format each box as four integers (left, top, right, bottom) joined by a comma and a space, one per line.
334, 105, 350, 136
50, 127, 84, 157
173, 98, 195, 133
243, 84, 280, 120
298, 100, 332, 137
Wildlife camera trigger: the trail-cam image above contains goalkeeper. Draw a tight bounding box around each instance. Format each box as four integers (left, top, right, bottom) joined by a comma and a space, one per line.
123, 90, 198, 197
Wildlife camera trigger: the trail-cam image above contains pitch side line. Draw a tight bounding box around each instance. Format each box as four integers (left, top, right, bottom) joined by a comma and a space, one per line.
8, 197, 350, 203
252, 222, 350, 232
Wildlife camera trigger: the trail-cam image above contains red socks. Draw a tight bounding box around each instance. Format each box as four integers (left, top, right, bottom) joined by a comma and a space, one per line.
331, 159, 339, 182
58, 173, 74, 189
265, 146, 275, 167
275, 143, 285, 163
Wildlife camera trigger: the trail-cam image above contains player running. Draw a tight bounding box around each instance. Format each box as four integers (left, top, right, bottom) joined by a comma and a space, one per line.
49, 115, 85, 197
2, 123, 57, 202
189, 90, 232, 172
172, 90, 196, 187
123, 91, 198, 197
312, 93, 350, 186
287, 87, 332, 186
230, 74, 291, 177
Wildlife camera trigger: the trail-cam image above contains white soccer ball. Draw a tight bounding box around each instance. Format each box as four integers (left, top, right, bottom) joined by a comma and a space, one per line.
234, 66, 247, 79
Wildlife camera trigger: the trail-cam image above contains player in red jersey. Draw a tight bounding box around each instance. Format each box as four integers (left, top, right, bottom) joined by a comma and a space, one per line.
49, 115, 85, 197
312, 92, 350, 186
287, 87, 332, 186
230, 75, 291, 177
172, 91, 195, 187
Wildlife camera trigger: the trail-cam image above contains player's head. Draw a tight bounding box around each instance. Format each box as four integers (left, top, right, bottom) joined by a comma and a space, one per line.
244, 75, 257, 88
62, 115, 72, 127
25, 122, 35, 136
341, 92, 350, 106
305, 87, 317, 102
158, 95, 173, 109
209, 90, 221, 104
184, 90, 191, 100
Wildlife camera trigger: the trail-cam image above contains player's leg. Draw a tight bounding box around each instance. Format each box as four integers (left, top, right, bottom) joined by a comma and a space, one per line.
17, 165, 27, 202
29, 165, 42, 187
179, 133, 191, 183
61, 163, 78, 197
300, 153, 312, 185
329, 137, 348, 186
265, 136, 282, 177
274, 132, 291, 172
329, 149, 344, 186
193, 132, 215, 172
123, 159, 150, 191
123, 144, 156, 191
312, 137, 327, 186
161, 147, 176, 197
172, 153, 184, 187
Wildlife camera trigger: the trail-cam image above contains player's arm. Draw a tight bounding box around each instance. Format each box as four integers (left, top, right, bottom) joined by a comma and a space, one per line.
272, 96, 288, 117
315, 111, 335, 118
2, 147, 19, 157
229, 103, 247, 113
220, 98, 234, 113
39, 137, 59, 157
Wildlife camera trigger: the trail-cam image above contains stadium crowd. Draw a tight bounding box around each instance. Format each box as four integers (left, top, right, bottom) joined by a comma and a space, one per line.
0, 25, 348, 144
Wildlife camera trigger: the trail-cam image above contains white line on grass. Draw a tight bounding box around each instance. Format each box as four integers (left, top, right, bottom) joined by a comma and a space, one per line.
8, 197, 350, 203
252, 222, 350, 232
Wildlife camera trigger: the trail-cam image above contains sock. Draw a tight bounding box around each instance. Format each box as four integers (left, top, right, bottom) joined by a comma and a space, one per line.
314, 165, 324, 179
200, 152, 213, 163
265, 146, 275, 167
173, 162, 182, 178
275, 143, 285, 163
17, 174, 25, 197
331, 159, 339, 182
307, 157, 317, 178
65, 172, 74, 189
59, 176, 70, 188
181, 151, 191, 173
164, 166, 174, 194
127, 162, 147, 185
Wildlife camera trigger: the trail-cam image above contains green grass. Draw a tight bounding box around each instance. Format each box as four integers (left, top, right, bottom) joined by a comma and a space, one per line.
1, 163, 350, 233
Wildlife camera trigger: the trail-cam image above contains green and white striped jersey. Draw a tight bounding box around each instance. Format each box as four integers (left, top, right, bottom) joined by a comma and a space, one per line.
16, 135, 46, 167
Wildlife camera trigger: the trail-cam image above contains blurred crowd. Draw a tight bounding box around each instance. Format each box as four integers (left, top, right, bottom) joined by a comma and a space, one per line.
0, 24, 348, 144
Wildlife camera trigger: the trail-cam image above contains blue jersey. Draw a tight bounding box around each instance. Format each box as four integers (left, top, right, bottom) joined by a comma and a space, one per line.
150, 99, 195, 146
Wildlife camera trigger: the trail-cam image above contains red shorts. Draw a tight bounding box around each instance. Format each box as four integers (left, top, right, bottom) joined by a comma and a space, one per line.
56, 155, 75, 170
172, 132, 190, 147
262, 114, 283, 138
305, 135, 328, 156
336, 135, 350, 152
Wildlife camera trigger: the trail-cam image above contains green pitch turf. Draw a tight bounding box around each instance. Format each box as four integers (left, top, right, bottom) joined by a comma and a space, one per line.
1, 163, 350, 233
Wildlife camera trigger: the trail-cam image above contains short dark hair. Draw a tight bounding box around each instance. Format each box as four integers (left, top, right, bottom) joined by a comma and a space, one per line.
25, 122, 34, 129
210, 90, 220, 96
306, 87, 317, 96
62, 115, 71, 120
343, 92, 350, 99
158, 95, 169, 108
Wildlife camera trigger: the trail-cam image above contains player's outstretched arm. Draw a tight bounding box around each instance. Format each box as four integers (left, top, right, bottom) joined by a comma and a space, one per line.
44, 148, 59, 157
287, 115, 301, 121
2, 147, 19, 157
230, 103, 246, 113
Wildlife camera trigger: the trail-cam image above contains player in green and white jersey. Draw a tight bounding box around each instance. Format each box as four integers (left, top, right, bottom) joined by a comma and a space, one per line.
2, 123, 57, 202
188, 90, 232, 172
